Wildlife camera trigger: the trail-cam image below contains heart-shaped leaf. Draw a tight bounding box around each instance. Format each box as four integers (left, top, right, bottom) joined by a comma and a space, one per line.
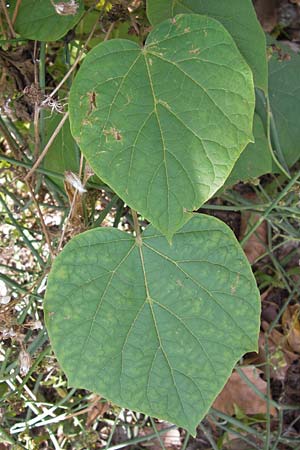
45, 214, 260, 434
146, 0, 268, 93
69, 14, 255, 239
10, 0, 84, 41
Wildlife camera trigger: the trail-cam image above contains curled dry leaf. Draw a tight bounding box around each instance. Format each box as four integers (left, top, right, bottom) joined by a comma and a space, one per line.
64, 171, 87, 194
86, 395, 110, 427
50, 0, 79, 16
213, 366, 277, 416
19, 350, 31, 376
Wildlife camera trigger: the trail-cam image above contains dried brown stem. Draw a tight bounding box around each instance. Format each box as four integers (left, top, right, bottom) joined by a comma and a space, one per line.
0, 0, 16, 38
49, 16, 99, 99
24, 111, 69, 181
103, 21, 115, 41
57, 153, 84, 252
0, 116, 21, 159
0, 12, 7, 39
12, 0, 22, 25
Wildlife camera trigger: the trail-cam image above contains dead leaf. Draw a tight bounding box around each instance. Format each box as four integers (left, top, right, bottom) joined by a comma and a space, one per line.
213, 366, 276, 416
86, 395, 110, 427
259, 324, 298, 381
239, 194, 268, 265
224, 436, 263, 450
253, 0, 279, 31
139, 422, 181, 450
240, 214, 267, 264
282, 304, 300, 353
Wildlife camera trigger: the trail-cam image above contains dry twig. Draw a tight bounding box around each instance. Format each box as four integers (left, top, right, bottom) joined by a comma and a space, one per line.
24, 111, 69, 181
0, 0, 16, 37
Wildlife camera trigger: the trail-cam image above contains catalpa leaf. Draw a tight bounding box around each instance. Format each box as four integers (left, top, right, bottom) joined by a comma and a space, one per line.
69, 14, 255, 239
11, 0, 84, 41
45, 214, 260, 434
146, 0, 268, 92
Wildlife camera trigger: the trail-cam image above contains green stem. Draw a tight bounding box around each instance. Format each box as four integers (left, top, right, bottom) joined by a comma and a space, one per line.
240, 170, 300, 245
256, 89, 290, 178
0, 116, 21, 159
0, 195, 45, 267
0, 154, 110, 191
39, 42, 46, 149
91, 194, 119, 228
210, 408, 265, 441
106, 425, 176, 450
198, 423, 218, 450
113, 199, 124, 228
0, 273, 42, 299
150, 417, 167, 450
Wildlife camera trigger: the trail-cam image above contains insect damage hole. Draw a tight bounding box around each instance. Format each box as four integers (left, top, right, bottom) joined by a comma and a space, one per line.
87, 91, 97, 115
103, 127, 122, 141
189, 48, 200, 55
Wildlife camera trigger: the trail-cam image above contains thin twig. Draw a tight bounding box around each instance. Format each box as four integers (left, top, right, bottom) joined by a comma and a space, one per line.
49, 17, 100, 99
0, 0, 16, 38
0, 116, 21, 159
0, 12, 7, 39
103, 21, 115, 41
24, 111, 69, 181
241, 170, 300, 245
12, 0, 22, 25
25, 180, 55, 259
57, 153, 84, 252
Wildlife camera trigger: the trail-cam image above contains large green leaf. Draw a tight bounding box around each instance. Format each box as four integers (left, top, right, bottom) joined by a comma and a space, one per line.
69, 14, 255, 238
146, 0, 268, 93
268, 43, 300, 169
11, 0, 84, 41
45, 214, 260, 434
43, 114, 80, 189
226, 113, 273, 185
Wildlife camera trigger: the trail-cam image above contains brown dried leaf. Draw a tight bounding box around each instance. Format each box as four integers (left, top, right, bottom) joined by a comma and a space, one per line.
19, 350, 31, 376
239, 194, 268, 264
86, 395, 110, 427
139, 422, 181, 450
224, 436, 263, 450
253, 0, 279, 31
282, 304, 300, 354
260, 324, 298, 380
213, 366, 276, 415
